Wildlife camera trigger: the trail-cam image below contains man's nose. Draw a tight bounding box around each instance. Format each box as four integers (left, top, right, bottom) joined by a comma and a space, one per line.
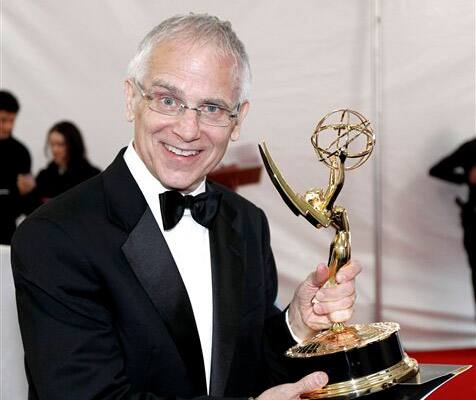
173, 108, 201, 141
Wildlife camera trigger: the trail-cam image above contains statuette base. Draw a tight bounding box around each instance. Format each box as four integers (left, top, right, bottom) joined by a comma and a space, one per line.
285, 322, 419, 399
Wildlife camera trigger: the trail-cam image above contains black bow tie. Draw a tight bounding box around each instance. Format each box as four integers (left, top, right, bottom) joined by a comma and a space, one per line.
159, 190, 222, 230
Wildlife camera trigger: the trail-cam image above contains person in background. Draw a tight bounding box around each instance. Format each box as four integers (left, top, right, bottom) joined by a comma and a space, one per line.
429, 137, 476, 309
32, 121, 100, 204
0, 90, 34, 245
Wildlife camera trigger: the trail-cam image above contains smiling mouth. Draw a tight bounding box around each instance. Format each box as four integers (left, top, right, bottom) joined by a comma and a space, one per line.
164, 143, 200, 157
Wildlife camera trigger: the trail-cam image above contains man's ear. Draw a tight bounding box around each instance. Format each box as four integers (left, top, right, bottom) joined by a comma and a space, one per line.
124, 80, 136, 122
230, 100, 249, 142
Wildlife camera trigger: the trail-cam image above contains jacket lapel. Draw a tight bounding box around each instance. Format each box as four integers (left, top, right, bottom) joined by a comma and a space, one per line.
122, 208, 206, 394
208, 183, 245, 396
102, 150, 207, 394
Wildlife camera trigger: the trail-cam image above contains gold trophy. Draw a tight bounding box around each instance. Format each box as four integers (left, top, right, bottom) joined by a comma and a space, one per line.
259, 109, 419, 399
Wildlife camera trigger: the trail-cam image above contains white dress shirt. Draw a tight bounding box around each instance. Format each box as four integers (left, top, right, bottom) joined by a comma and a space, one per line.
123, 142, 213, 393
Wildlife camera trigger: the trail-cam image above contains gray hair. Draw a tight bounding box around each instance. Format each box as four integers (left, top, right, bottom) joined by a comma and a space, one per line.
127, 13, 251, 103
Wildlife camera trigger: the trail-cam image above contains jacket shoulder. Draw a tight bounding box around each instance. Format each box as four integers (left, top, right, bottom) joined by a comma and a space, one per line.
208, 180, 263, 214
26, 173, 105, 224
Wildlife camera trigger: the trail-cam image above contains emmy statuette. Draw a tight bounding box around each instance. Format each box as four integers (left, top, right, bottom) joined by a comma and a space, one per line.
258, 109, 419, 399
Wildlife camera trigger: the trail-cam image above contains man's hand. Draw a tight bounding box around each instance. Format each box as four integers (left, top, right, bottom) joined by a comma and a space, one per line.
288, 260, 362, 341
17, 173, 36, 195
256, 371, 328, 400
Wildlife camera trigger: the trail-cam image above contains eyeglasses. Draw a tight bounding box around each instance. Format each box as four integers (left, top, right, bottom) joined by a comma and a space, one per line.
133, 79, 240, 127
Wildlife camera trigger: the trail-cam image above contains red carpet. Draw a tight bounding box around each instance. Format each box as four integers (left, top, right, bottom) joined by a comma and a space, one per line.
407, 348, 475, 399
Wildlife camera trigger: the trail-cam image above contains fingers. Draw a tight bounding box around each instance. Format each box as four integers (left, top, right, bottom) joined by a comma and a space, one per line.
297, 264, 328, 304
328, 308, 354, 323
336, 260, 362, 284
306, 298, 355, 327
315, 280, 355, 302
311, 263, 329, 287
313, 280, 356, 324
313, 294, 356, 315
310, 260, 359, 325
291, 259, 361, 338
295, 371, 329, 393
310, 260, 361, 290
301, 313, 332, 331
256, 371, 328, 400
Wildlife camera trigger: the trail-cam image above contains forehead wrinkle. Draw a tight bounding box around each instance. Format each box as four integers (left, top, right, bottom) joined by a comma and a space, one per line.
150, 79, 186, 98
145, 42, 238, 105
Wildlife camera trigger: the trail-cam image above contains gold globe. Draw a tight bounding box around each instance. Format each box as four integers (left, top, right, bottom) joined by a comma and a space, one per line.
311, 109, 375, 170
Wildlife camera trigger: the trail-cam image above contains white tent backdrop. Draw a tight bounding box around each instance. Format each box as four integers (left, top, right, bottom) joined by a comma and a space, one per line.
2, 0, 475, 356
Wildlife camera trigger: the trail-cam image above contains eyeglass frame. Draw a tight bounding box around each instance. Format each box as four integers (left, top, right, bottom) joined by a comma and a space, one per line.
132, 79, 241, 128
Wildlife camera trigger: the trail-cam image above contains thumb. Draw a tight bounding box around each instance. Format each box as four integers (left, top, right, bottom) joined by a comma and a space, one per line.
308, 263, 329, 289
292, 371, 329, 395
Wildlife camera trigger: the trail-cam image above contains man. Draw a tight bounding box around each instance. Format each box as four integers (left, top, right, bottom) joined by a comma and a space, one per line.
0, 90, 34, 244
12, 14, 360, 399
430, 138, 476, 308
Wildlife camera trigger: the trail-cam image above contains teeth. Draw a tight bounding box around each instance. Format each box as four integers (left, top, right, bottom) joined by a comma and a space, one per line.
164, 144, 199, 157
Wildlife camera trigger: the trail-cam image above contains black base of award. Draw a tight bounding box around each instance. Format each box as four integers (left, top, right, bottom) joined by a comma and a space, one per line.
284, 324, 419, 398
284, 332, 471, 400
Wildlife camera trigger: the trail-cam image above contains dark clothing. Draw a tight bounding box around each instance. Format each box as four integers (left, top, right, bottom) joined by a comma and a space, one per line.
23, 160, 100, 213
0, 136, 31, 244
11, 149, 296, 400
35, 160, 100, 202
429, 138, 476, 304
429, 138, 476, 205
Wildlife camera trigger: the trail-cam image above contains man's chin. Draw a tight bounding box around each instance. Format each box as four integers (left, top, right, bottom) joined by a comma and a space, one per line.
159, 175, 202, 193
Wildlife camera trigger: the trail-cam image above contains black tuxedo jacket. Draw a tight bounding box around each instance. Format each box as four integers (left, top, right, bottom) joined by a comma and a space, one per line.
11, 150, 296, 400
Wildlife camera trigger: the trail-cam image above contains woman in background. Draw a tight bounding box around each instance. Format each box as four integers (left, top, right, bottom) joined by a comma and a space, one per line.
34, 121, 100, 203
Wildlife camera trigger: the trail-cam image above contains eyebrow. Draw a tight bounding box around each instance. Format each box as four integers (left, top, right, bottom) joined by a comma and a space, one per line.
150, 78, 234, 110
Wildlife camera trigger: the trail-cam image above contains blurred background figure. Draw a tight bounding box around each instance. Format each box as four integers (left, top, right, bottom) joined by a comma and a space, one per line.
429, 137, 476, 309
0, 90, 34, 245
30, 121, 100, 205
